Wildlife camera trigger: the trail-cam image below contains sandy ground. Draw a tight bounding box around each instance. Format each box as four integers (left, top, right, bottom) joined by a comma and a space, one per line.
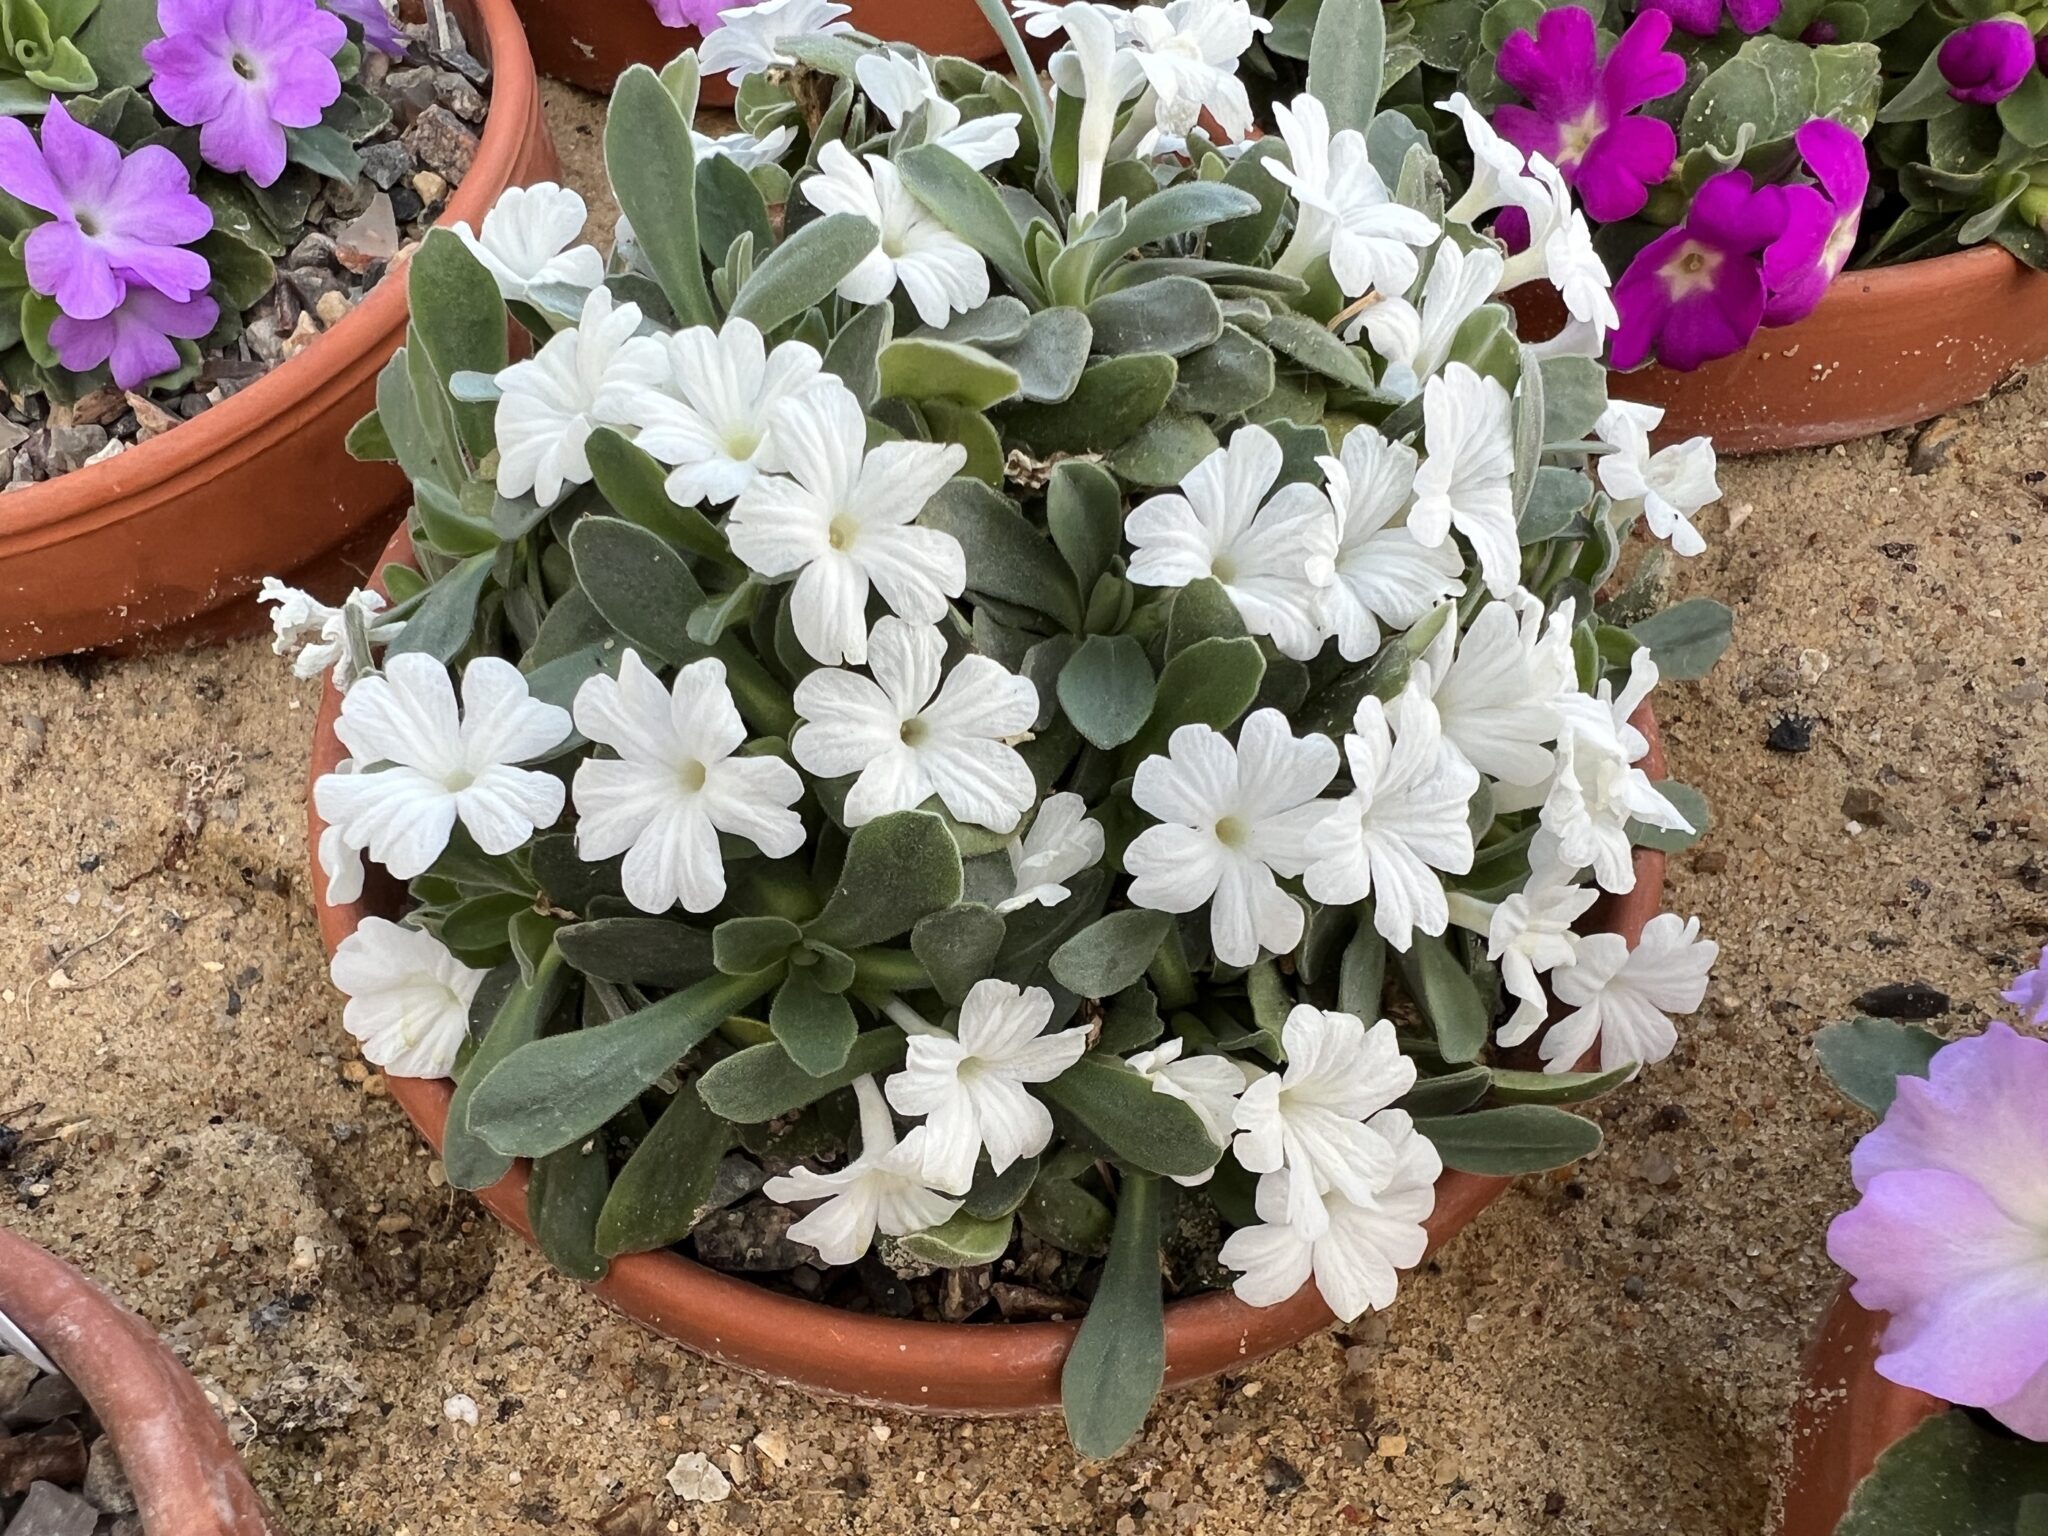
4, 78, 2047, 1536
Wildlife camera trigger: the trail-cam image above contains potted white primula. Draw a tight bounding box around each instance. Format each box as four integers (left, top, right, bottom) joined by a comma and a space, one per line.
280, 0, 1731, 1455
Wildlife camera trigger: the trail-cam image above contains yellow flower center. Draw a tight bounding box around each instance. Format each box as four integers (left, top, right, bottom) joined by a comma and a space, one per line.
1659, 240, 1724, 301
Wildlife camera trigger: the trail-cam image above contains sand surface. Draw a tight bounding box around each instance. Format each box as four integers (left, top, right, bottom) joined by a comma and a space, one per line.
3, 79, 2046, 1536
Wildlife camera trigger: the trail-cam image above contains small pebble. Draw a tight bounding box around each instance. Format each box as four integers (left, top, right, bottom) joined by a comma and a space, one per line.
4, 1480, 97, 1536
665, 1452, 731, 1504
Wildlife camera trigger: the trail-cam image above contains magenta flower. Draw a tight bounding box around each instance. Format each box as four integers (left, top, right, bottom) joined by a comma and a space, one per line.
144, 0, 348, 188
1493, 8, 1684, 223
0, 102, 211, 323
1610, 170, 1790, 371
50, 285, 220, 390
1938, 17, 2036, 105
650, 0, 731, 25
1827, 1025, 2048, 1438
321, 0, 406, 56
1761, 119, 1868, 327
1634, 0, 1779, 37
2005, 955, 2048, 1025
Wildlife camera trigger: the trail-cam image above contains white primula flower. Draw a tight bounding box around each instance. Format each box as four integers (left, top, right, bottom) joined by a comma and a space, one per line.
315, 654, 570, 880
1534, 647, 1689, 894
1410, 361, 1520, 599
494, 286, 666, 506
1126, 423, 1333, 662
259, 579, 394, 689
1308, 427, 1465, 663
801, 141, 991, 327
1269, 94, 1440, 300
1497, 155, 1618, 340
692, 123, 798, 171
1125, 709, 1339, 968
318, 757, 367, 905
451, 182, 604, 304
0, 1306, 53, 1375
885, 978, 1091, 1192
1446, 847, 1600, 1047
1117, 0, 1268, 144
603, 319, 825, 508
856, 49, 1022, 171
1440, 92, 1529, 226
727, 378, 967, 666
762, 1076, 964, 1264
1544, 913, 1717, 1075
1231, 1007, 1416, 1238
698, 0, 853, 84
1355, 237, 1505, 402
1219, 1113, 1440, 1320
1304, 680, 1479, 950
1420, 591, 1573, 788
1524, 313, 1607, 363
329, 917, 487, 1079
1125, 1037, 1247, 1187
792, 617, 1039, 833
1594, 401, 1717, 558
571, 651, 807, 915
998, 793, 1105, 913
1022, 1, 1145, 216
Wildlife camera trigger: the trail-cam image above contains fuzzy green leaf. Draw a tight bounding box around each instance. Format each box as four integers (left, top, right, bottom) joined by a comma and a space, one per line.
1413, 1105, 1602, 1175
606, 64, 715, 327
1814, 1017, 1944, 1115
805, 812, 965, 952
727, 212, 880, 333
697, 1026, 909, 1122
1061, 1175, 1166, 1459
1050, 909, 1175, 998
595, 1082, 735, 1257
1057, 634, 1157, 750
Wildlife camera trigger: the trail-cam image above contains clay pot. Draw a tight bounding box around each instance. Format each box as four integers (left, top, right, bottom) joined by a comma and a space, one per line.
0, 0, 559, 665
511, 0, 1007, 101
1511, 244, 2048, 455
0, 1229, 281, 1535
1772, 1286, 1944, 1536
305, 525, 1671, 1415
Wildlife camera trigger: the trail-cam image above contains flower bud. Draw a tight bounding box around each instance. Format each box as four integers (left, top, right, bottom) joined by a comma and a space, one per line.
1938, 16, 2036, 104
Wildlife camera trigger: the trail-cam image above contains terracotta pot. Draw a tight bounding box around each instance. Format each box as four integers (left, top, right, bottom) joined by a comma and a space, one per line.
304, 524, 1670, 1415
0, 0, 559, 665
0, 1229, 282, 1535
1772, 1286, 1944, 1536
1511, 244, 2048, 455
511, 0, 1008, 101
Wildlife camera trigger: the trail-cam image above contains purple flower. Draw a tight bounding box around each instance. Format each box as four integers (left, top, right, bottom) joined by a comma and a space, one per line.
1827, 1025, 2048, 1438
0, 101, 211, 322
1493, 7, 1685, 223
144, 0, 348, 188
1761, 119, 1868, 327
1611, 169, 1790, 371
650, 0, 731, 26
1634, 0, 1780, 38
2005, 955, 2048, 1025
321, 0, 406, 56
1938, 17, 2036, 105
50, 285, 220, 390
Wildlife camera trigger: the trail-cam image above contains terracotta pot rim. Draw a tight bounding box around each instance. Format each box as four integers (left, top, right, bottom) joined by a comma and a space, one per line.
0, 0, 538, 554
1809, 242, 2022, 301
304, 522, 1671, 1413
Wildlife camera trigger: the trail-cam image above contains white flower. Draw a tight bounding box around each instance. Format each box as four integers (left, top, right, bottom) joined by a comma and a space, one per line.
318, 757, 367, 905
1440, 92, 1528, 226
494, 286, 666, 506
571, 651, 807, 915
693, 123, 798, 171
1411, 361, 1520, 600
1420, 591, 1573, 788
1595, 401, 1717, 559
0, 1307, 54, 1375
885, 978, 1091, 1192
856, 50, 1022, 171
1219, 1112, 1439, 1320
1269, 94, 1440, 299
1447, 848, 1599, 1046
1523, 313, 1607, 363
727, 379, 967, 666
1355, 237, 1505, 402
605, 319, 825, 508
259, 579, 393, 689
1308, 427, 1465, 663
997, 793, 1105, 913
800, 141, 990, 327
1125, 709, 1338, 968
1544, 913, 1717, 1075
762, 1076, 963, 1264
1304, 680, 1479, 950
329, 917, 487, 1079
1126, 424, 1333, 662
1118, 0, 1267, 143
1231, 1006, 1416, 1238
1498, 155, 1617, 340
452, 182, 604, 304
315, 654, 570, 880
1536, 648, 1690, 894
1125, 1037, 1248, 1186
792, 617, 1039, 833
698, 0, 853, 84
1027, 0, 1145, 216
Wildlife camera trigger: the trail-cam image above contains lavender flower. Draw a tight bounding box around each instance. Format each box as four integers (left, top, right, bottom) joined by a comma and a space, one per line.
1761, 119, 1868, 327
2005, 954, 2048, 1025
50, 285, 220, 390
1635, 0, 1780, 37
144, 0, 348, 187
1827, 1024, 2048, 1438
322, 0, 406, 56
1611, 169, 1789, 371
1938, 17, 2036, 105
0, 101, 212, 323
650, 0, 731, 25
1493, 7, 1685, 223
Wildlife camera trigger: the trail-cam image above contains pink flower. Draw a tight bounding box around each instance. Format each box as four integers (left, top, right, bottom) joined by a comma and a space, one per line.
1761, 119, 1868, 327
144, 0, 347, 187
1611, 169, 1791, 371
649, 0, 732, 25
1938, 17, 2036, 105
1634, 0, 1780, 38
2005, 954, 2048, 1025
321, 0, 405, 54
49, 285, 219, 390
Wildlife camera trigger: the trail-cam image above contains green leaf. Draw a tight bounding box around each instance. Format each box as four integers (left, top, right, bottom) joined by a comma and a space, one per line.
713, 915, 803, 976
1093, 182, 1261, 272
878, 336, 1022, 408
985, 305, 1093, 401
439, 891, 531, 957
697, 150, 774, 268
1253, 310, 1373, 391
1540, 354, 1608, 443
1814, 1017, 1944, 1115
920, 479, 1084, 631
1169, 325, 1274, 417
1628, 597, 1734, 681
1095, 985, 1164, 1055
1019, 1157, 1114, 1255
285, 122, 363, 183
1398, 933, 1489, 1064
605, 64, 715, 327
595, 1083, 734, 1257
805, 812, 965, 952
1050, 909, 1175, 998
996, 353, 1177, 454
1486, 1064, 1637, 1106
405, 230, 508, 461
528, 1135, 610, 1282
1836, 1411, 2048, 1536
770, 968, 859, 1076
554, 917, 715, 988
1308, 0, 1386, 136
1413, 1105, 1602, 1175
963, 1151, 1040, 1221
195, 229, 274, 311
381, 551, 492, 663
1166, 577, 1248, 656
697, 1026, 909, 1122
1046, 459, 1122, 597
569, 515, 706, 665
585, 427, 732, 565
894, 142, 1045, 304
1061, 1174, 1165, 1460
444, 951, 570, 1192
895, 1210, 1014, 1268
1041, 1056, 1219, 1178
1084, 277, 1224, 357
1397, 1065, 1493, 1117
1338, 920, 1386, 1019
1106, 412, 1220, 488
1057, 634, 1156, 750
911, 905, 1007, 1007
727, 211, 880, 334
1121, 636, 1265, 765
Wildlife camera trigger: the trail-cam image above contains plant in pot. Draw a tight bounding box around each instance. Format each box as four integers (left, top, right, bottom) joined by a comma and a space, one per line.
282, 0, 1732, 1453
1381, 0, 2048, 450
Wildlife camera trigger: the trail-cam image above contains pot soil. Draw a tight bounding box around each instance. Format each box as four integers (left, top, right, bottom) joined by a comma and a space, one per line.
304, 522, 1671, 1416
511, 0, 1007, 100
1512, 245, 2048, 455
0, 1229, 281, 1535
0, 0, 559, 666
1772, 1286, 1944, 1536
